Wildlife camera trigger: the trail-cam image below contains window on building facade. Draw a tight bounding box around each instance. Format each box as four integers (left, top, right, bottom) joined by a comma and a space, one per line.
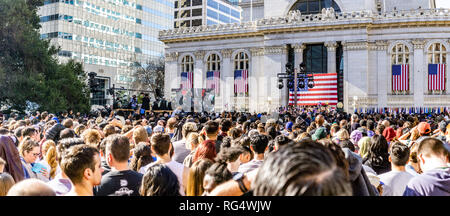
303, 44, 327, 74
180, 0, 191, 7
290, 0, 341, 14
192, 8, 202, 17
427, 43, 447, 94
207, 54, 221, 71
192, 19, 202, 26
391, 44, 410, 94
234, 52, 249, 70
192, 0, 202, 6
181, 55, 194, 72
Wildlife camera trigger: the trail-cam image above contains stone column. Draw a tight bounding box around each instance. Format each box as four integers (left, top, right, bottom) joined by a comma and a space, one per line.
264, 46, 286, 111
325, 41, 338, 74
375, 41, 388, 108
250, 47, 265, 112
342, 41, 369, 113
412, 39, 425, 107
220, 49, 233, 111
194, 51, 205, 89
164, 52, 178, 99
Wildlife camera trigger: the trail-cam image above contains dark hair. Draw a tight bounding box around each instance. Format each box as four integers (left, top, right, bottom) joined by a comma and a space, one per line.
266, 126, 278, 140
61, 145, 99, 184
58, 137, 85, 150
337, 139, 355, 152
216, 145, 244, 163
274, 135, 291, 149
140, 164, 180, 196
390, 142, 410, 166
220, 119, 232, 132
229, 128, 243, 140
204, 161, 232, 192
366, 135, 390, 168
150, 133, 171, 156
21, 126, 37, 138
59, 128, 76, 139
130, 142, 154, 172
321, 140, 350, 181
204, 120, 219, 135
104, 135, 130, 162
253, 139, 352, 196
249, 134, 269, 154
367, 120, 375, 131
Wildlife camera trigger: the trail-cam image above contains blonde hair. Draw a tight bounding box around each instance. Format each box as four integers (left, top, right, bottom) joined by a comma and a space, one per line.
133, 126, 148, 146
45, 146, 58, 179
410, 128, 420, 141
42, 140, 56, 156
336, 129, 350, 141
185, 133, 200, 150
0, 173, 15, 196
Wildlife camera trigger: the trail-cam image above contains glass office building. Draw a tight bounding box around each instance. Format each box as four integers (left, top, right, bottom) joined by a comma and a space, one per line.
174, 0, 241, 28
38, 0, 173, 105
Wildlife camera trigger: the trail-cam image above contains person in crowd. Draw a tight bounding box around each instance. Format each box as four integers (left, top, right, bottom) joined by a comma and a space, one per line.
139, 133, 189, 196
202, 160, 233, 196
19, 137, 48, 181
130, 142, 154, 173
363, 135, 391, 175
37, 140, 58, 180
183, 133, 200, 168
193, 123, 219, 163
82, 129, 102, 149
238, 134, 269, 174
140, 163, 180, 196
186, 158, 213, 196
7, 179, 55, 196
358, 137, 372, 158
0, 172, 15, 196
61, 145, 103, 196
95, 135, 143, 196
0, 135, 24, 182
403, 138, 450, 196
173, 122, 197, 164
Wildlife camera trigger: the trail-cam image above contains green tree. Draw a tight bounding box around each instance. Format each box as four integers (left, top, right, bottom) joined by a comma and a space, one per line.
0, 0, 90, 113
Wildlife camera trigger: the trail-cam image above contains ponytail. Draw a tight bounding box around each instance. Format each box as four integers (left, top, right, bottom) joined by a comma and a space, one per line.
46, 146, 58, 179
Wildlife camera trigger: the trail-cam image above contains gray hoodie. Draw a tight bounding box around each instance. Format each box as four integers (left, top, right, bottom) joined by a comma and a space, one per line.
342, 148, 379, 196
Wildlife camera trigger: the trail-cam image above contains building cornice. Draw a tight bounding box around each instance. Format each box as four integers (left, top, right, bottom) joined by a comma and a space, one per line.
160, 9, 450, 44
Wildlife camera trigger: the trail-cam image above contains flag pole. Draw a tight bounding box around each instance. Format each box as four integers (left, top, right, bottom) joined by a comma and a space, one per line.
250, 0, 253, 22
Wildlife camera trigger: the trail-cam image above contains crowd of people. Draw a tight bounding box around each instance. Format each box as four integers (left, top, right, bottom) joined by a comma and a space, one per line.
0, 105, 449, 196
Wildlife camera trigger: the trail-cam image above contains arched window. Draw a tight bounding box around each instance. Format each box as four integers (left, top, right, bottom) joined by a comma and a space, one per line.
181, 55, 194, 72
391, 44, 410, 93
207, 53, 221, 71
290, 0, 341, 14
180, 55, 194, 89
427, 43, 447, 93
206, 54, 221, 95
234, 52, 249, 96
234, 52, 249, 70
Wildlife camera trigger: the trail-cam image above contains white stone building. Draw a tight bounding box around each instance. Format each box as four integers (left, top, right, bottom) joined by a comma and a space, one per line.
160, 0, 450, 113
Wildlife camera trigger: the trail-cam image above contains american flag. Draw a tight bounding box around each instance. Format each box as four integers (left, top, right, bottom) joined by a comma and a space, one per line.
206, 71, 220, 95
234, 70, 248, 94
289, 73, 338, 106
180, 72, 193, 89
428, 64, 446, 91
392, 64, 409, 91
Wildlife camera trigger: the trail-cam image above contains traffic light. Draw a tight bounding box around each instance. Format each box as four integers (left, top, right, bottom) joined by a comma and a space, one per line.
278, 79, 284, 89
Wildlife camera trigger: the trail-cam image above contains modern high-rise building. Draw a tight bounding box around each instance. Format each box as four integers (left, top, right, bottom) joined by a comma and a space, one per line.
174, 0, 241, 28
38, 0, 173, 105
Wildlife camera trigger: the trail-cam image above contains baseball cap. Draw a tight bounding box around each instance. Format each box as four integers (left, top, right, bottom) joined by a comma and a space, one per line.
417, 122, 431, 135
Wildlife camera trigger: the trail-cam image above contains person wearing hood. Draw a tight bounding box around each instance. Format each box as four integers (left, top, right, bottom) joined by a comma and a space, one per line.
350, 130, 362, 151
403, 137, 450, 196
341, 148, 379, 196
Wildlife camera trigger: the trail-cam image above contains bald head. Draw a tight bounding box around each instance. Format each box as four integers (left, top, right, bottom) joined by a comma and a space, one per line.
7, 179, 55, 196
382, 120, 390, 128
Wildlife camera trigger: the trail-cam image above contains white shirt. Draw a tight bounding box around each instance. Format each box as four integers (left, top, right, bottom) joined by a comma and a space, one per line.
378, 170, 414, 196
139, 160, 186, 196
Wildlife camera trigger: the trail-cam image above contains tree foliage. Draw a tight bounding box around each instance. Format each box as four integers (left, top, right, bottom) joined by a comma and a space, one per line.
0, 0, 90, 114
132, 57, 165, 99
